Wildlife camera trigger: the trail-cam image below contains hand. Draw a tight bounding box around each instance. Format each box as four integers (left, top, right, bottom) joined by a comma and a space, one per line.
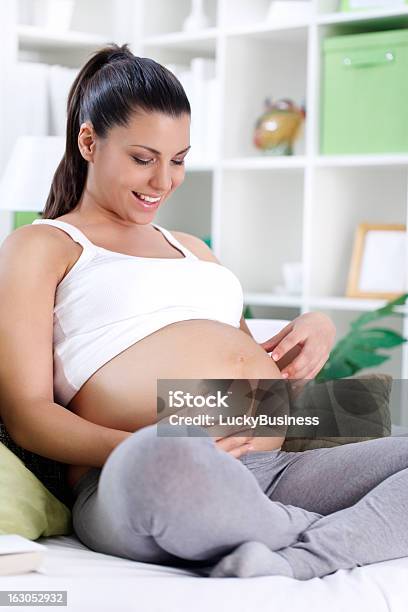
211, 434, 254, 459
259, 312, 336, 380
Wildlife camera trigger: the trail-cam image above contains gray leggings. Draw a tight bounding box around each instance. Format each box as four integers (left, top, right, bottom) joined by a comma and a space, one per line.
71, 424, 408, 579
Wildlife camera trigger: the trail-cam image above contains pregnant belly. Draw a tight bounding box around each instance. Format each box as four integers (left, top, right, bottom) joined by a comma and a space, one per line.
66, 319, 284, 488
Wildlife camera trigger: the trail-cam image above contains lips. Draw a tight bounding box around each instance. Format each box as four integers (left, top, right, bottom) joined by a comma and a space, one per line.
132, 191, 162, 209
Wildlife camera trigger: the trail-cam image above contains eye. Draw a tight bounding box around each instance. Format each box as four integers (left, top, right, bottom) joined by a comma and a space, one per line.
132, 157, 152, 166
132, 156, 185, 167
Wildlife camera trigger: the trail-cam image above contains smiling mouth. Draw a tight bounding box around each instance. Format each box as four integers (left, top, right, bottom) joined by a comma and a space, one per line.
132, 191, 163, 208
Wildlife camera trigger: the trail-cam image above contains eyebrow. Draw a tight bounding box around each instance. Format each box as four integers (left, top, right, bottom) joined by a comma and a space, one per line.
129, 145, 191, 155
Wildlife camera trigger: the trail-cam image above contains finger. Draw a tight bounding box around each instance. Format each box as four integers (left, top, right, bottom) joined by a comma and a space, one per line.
291, 359, 322, 381
311, 361, 325, 377
270, 330, 303, 362
227, 443, 253, 459
225, 435, 253, 447
222, 428, 254, 439
260, 324, 292, 352
281, 351, 312, 378
214, 435, 252, 451
209, 425, 251, 441
260, 323, 293, 353
275, 343, 302, 373
305, 361, 325, 380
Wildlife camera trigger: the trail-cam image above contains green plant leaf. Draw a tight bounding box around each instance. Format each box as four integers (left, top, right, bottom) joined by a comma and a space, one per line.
347, 348, 389, 368
351, 328, 406, 349
316, 359, 356, 381
314, 294, 408, 381
351, 293, 408, 330
243, 305, 254, 319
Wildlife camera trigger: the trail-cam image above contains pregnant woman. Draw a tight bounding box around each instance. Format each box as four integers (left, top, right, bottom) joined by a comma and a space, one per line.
1, 44, 408, 580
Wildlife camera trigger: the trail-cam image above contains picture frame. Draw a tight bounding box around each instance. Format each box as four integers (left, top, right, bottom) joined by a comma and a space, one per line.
346, 223, 407, 299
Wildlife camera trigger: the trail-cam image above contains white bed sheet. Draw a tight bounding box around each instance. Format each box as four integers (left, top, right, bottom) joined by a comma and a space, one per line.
1, 534, 408, 612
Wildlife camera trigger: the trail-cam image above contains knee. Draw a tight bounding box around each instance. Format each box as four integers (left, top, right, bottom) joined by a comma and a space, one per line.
147, 422, 215, 466
105, 423, 215, 481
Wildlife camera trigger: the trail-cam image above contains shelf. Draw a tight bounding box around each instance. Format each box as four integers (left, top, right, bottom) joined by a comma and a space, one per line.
318, 7, 408, 26
185, 161, 215, 172
17, 25, 107, 50
308, 296, 408, 314
244, 294, 408, 314
222, 157, 307, 170
182, 153, 408, 172
316, 155, 408, 168
141, 28, 218, 53
244, 292, 303, 308
225, 21, 309, 43
140, 8, 408, 45
205, 156, 408, 172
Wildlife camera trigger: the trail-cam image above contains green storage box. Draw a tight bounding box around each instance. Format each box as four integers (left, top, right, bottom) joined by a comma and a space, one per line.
321, 29, 408, 154
13, 212, 41, 230
341, 0, 408, 11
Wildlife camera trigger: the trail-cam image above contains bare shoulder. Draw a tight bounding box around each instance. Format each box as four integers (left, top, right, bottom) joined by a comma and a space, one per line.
171, 230, 220, 264
2, 223, 68, 250
0, 224, 73, 281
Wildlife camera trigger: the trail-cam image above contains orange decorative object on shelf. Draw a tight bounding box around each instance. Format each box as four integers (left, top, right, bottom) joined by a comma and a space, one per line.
253, 98, 306, 156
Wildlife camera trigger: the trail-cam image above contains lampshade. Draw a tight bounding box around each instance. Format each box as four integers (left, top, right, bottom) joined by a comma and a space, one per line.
0, 136, 65, 211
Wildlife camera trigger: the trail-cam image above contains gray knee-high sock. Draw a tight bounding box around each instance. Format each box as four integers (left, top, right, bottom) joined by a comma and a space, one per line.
209, 541, 294, 578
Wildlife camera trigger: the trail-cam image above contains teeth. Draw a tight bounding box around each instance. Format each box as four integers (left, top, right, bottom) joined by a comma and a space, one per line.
136, 192, 161, 203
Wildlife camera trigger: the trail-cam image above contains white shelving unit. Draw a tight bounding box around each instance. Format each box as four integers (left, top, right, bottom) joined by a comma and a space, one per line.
0, 0, 136, 226
17, 24, 107, 49
135, 0, 408, 392
0, 1, 407, 404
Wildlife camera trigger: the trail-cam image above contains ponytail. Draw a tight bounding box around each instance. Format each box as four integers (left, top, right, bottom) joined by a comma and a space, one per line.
43, 44, 190, 219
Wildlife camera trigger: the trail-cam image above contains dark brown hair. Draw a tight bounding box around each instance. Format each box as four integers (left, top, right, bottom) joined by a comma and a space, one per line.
43, 43, 190, 219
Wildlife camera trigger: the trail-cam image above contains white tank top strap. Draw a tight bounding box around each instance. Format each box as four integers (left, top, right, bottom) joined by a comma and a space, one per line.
151, 223, 197, 259
32, 219, 97, 252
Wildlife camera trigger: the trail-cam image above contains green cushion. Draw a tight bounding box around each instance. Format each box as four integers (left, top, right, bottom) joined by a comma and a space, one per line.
281, 374, 392, 452
0, 442, 72, 540
0, 423, 73, 508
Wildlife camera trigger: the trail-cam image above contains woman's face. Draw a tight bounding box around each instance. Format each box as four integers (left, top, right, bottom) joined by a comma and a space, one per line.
78, 110, 190, 225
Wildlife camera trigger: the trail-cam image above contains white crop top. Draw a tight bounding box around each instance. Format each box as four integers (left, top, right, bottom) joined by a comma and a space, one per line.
32, 219, 244, 407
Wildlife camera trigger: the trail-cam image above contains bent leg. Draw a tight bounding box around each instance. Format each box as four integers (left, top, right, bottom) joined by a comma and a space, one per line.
72, 423, 321, 566
265, 436, 408, 514
211, 436, 408, 578
278, 465, 408, 579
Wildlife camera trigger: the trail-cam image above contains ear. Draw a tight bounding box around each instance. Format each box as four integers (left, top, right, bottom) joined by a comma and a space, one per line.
78, 122, 96, 162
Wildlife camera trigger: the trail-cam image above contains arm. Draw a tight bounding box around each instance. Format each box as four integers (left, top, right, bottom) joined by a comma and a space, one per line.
0, 226, 131, 466
5, 399, 131, 466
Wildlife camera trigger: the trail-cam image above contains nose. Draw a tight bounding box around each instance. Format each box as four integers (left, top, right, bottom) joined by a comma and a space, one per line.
149, 162, 172, 194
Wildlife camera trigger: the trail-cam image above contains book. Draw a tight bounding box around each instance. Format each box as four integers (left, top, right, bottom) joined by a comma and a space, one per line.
0, 534, 46, 576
